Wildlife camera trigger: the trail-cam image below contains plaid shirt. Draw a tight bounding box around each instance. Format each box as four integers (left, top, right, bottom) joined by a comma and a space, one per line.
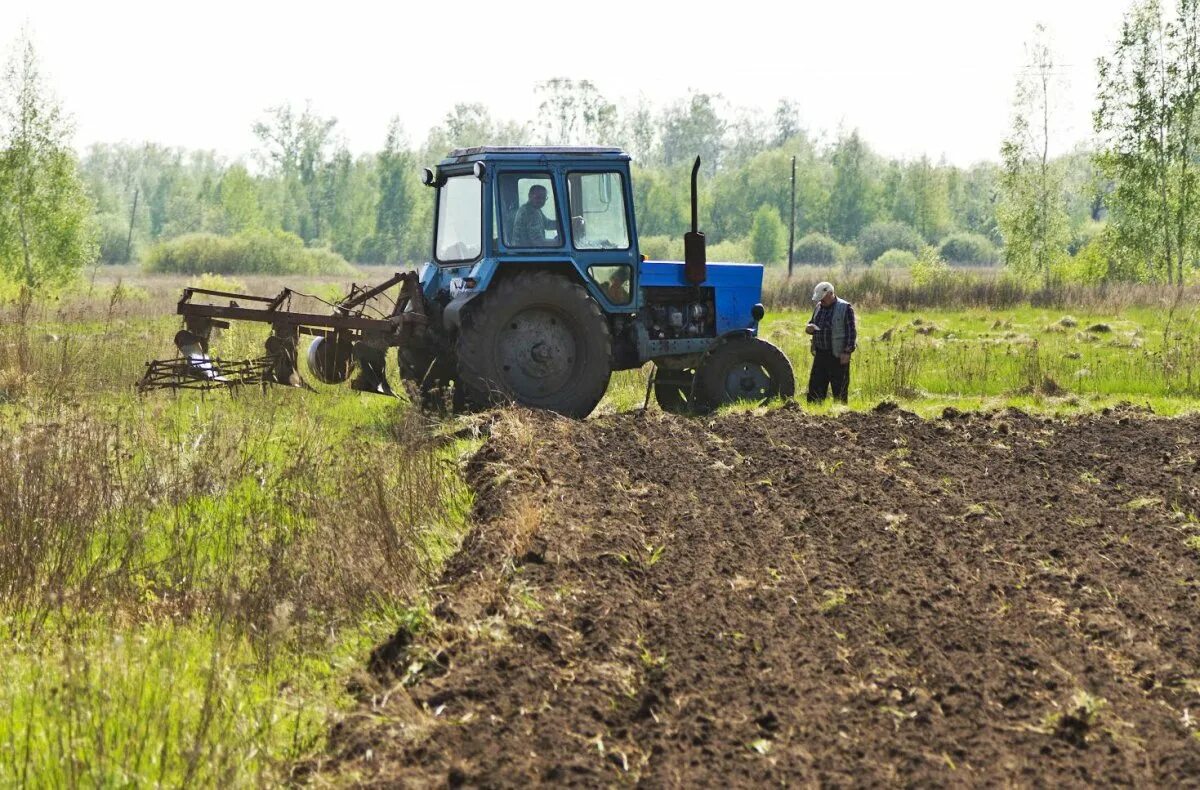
811, 301, 857, 354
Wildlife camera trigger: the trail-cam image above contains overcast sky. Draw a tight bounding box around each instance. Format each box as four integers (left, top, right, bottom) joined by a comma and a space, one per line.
2, 0, 1131, 166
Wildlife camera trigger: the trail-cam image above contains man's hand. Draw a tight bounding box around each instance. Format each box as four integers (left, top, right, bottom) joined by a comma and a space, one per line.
839, 351, 851, 365
805, 323, 817, 335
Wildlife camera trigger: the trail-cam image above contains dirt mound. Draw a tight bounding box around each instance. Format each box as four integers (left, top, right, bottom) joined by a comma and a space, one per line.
323, 407, 1200, 786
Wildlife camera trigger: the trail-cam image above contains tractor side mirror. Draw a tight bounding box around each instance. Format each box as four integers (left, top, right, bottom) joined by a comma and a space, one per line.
421, 167, 436, 187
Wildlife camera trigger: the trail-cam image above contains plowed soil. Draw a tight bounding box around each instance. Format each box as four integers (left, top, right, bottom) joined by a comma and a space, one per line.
324, 406, 1200, 787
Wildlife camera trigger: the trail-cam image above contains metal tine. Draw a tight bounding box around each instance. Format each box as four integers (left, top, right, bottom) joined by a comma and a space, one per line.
136, 356, 275, 393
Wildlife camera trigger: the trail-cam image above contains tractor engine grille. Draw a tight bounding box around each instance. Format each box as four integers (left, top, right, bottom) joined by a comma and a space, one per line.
642, 286, 715, 340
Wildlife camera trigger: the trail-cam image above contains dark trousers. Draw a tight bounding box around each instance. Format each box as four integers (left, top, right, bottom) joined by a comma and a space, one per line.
807, 350, 850, 403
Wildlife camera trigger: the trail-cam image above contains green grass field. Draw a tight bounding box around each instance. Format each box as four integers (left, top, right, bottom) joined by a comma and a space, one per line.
1, 269, 1197, 784
607, 304, 1200, 416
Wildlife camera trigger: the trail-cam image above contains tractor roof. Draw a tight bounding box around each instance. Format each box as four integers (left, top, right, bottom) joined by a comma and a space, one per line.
440, 146, 630, 165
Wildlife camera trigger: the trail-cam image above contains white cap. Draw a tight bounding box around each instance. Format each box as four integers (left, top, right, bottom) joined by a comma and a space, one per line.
811, 281, 834, 302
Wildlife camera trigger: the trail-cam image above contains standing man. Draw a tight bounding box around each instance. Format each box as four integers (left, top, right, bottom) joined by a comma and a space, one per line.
805, 281, 856, 403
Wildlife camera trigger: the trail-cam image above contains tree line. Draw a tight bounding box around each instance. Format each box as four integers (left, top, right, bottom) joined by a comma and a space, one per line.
3, 0, 1200, 298
77, 96, 1102, 270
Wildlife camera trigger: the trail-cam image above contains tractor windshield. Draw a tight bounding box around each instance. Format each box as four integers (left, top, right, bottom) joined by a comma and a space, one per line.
435, 175, 483, 264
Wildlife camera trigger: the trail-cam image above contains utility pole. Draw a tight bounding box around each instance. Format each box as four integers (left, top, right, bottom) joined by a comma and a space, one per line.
125, 187, 139, 264
787, 155, 796, 279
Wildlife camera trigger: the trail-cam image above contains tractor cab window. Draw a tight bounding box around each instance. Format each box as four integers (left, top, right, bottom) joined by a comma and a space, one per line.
498, 173, 562, 248
568, 172, 630, 250
435, 175, 482, 263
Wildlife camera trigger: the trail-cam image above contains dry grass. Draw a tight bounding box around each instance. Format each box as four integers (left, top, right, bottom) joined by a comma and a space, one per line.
0, 268, 473, 784
765, 266, 1200, 312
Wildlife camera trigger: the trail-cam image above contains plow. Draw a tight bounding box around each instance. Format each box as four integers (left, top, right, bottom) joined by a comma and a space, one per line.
139, 271, 429, 396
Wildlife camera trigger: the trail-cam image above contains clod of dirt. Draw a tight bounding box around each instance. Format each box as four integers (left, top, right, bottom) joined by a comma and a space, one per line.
1087, 323, 1113, 333
755, 711, 781, 732
1052, 693, 1108, 749
1058, 316, 1079, 328
368, 626, 412, 677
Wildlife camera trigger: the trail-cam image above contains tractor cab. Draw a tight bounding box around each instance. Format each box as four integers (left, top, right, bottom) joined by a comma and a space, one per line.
422, 147, 640, 316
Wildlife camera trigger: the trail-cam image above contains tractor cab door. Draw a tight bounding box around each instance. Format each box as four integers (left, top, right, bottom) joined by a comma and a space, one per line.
494, 170, 565, 251
566, 169, 638, 312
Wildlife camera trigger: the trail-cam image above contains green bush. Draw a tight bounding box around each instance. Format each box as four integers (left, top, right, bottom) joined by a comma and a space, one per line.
910, 247, 957, 288
96, 213, 135, 264
639, 234, 684, 261
0, 273, 20, 303
707, 236, 752, 263
357, 235, 397, 265
792, 232, 840, 264
857, 221, 924, 263
907, 246, 964, 289
1068, 220, 1106, 255
750, 205, 787, 265
194, 273, 248, 293
876, 249, 918, 269
937, 232, 998, 266
143, 230, 356, 276
1052, 237, 1111, 285
836, 243, 863, 265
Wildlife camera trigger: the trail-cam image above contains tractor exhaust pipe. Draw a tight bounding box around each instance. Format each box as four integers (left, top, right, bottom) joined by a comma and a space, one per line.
684, 156, 707, 284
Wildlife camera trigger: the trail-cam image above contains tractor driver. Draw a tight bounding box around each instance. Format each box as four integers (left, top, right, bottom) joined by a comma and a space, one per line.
511, 184, 558, 247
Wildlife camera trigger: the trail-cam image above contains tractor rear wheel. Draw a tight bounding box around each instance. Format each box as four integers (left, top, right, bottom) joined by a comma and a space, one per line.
696, 337, 795, 408
456, 271, 611, 418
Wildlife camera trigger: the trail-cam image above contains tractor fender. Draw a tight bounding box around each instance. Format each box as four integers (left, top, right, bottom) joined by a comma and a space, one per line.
442, 291, 484, 332
711, 328, 755, 347
695, 328, 755, 366
443, 261, 590, 332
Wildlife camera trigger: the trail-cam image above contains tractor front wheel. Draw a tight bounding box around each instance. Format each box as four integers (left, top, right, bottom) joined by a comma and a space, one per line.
456, 271, 611, 418
696, 337, 795, 408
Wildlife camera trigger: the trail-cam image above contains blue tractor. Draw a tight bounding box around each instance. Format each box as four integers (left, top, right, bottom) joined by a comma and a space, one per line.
143, 147, 794, 418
